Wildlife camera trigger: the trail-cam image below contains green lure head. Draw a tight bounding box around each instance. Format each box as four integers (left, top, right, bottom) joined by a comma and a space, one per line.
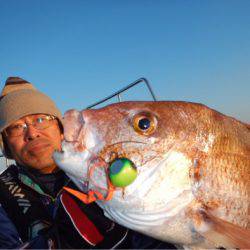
109, 158, 137, 187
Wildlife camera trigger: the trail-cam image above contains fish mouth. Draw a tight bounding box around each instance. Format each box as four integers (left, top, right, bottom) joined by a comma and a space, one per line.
55, 139, 159, 199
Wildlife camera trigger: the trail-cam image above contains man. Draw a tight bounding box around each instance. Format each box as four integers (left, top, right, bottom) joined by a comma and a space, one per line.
0, 77, 175, 249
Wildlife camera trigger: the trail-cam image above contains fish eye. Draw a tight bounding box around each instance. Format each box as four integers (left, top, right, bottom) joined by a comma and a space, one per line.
132, 112, 157, 135
138, 118, 150, 130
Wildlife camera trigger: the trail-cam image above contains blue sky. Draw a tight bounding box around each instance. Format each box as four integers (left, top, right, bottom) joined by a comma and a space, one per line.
0, 0, 249, 122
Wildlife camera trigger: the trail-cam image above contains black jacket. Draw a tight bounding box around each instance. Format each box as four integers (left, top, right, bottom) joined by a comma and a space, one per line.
0, 164, 176, 249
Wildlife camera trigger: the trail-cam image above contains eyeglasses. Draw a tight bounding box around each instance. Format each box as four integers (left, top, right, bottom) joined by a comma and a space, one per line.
5, 115, 57, 137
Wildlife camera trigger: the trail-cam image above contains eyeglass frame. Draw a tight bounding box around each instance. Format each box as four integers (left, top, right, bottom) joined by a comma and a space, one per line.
3, 115, 57, 138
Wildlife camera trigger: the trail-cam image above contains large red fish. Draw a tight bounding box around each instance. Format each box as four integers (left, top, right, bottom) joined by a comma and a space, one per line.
54, 101, 250, 249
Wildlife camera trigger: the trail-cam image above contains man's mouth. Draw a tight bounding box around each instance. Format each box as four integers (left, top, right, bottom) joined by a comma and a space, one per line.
26, 140, 51, 153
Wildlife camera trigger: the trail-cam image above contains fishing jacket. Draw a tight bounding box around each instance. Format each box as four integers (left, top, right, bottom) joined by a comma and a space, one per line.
0, 164, 130, 249
0, 204, 23, 248
0, 164, 176, 249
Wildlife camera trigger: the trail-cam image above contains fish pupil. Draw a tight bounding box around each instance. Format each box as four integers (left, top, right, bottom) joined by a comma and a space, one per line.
138, 118, 150, 130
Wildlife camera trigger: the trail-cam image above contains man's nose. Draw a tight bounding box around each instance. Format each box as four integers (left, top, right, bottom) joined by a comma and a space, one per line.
24, 124, 40, 141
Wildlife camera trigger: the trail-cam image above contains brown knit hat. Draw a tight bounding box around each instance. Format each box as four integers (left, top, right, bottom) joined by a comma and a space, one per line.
0, 77, 62, 158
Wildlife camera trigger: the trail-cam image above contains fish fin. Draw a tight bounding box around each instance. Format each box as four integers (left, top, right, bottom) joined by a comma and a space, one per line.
196, 210, 250, 249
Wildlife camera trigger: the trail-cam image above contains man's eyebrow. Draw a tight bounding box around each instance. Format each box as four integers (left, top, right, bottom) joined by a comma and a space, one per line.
9, 122, 23, 126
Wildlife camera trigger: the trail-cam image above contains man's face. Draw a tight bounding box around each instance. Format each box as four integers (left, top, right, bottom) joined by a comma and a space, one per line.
4, 114, 63, 174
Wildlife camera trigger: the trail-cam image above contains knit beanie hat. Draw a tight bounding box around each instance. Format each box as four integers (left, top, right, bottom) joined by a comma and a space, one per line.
0, 77, 62, 158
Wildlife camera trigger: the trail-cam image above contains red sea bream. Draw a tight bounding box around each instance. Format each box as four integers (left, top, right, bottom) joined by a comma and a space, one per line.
54, 101, 250, 249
